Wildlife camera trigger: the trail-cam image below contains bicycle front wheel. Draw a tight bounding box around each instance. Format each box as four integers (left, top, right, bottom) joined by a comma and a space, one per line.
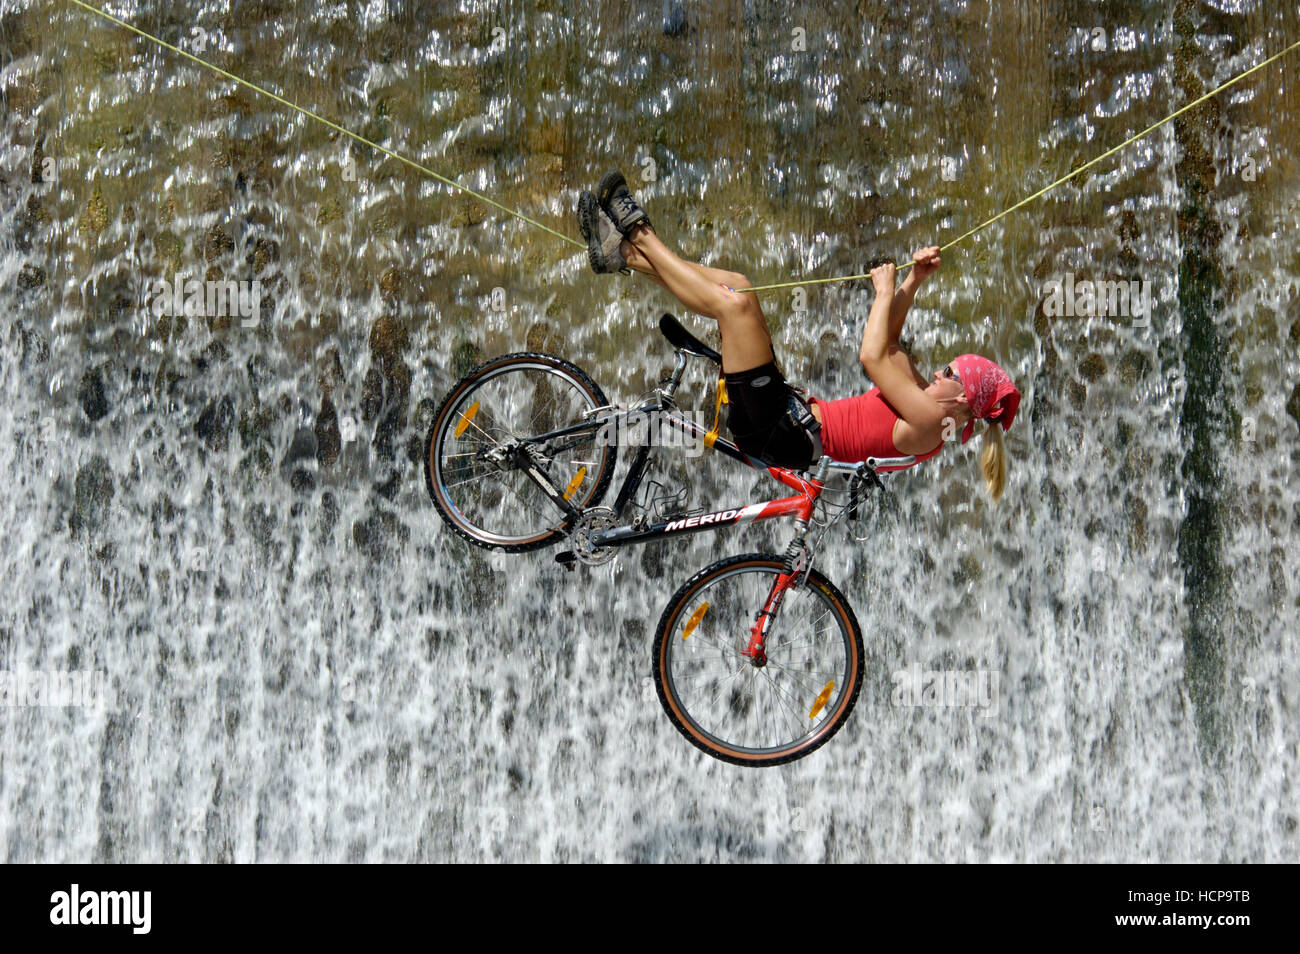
425, 352, 617, 551
653, 553, 864, 767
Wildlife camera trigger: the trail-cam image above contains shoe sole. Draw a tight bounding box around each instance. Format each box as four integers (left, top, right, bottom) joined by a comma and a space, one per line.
577, 190, 597, 240
578, 191, 611, 273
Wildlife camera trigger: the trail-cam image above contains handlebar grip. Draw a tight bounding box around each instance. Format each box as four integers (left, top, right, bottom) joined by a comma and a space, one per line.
864, 455, 916, 469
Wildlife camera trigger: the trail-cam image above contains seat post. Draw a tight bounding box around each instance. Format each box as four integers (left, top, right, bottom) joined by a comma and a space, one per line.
661, 351, 688, 397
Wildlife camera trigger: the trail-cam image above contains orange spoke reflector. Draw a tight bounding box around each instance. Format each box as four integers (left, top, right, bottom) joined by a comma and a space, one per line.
809, 681, 835, 719
563, 466, 588, 501
453, 401, 480, 438
682, 602, 709, 639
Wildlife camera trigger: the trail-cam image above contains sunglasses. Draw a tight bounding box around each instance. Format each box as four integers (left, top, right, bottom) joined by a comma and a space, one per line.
941, 365, 960, 382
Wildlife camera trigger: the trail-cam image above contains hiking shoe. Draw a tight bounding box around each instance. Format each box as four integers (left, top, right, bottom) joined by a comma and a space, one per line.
596, 169, 653, 235
577, 191, 629, 274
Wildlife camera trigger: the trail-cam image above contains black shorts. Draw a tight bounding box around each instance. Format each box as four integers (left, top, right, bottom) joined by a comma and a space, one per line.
723, 361, 823, 470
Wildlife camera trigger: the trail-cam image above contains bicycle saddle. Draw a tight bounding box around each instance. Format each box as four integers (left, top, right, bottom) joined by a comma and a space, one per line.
659, 313, 721, 364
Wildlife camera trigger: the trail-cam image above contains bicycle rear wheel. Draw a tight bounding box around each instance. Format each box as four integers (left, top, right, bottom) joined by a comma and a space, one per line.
426, 352, 617, 551
652, 553, 864, 766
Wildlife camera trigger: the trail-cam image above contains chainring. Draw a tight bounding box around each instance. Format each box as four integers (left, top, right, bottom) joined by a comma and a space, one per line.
571, 507, 617, 565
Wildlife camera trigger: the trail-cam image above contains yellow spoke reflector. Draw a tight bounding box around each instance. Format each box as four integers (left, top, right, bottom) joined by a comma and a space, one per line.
454, 401, 480, 438
682, 602, 709, 639
563, 466, 588, 500
809, 681, 835, 719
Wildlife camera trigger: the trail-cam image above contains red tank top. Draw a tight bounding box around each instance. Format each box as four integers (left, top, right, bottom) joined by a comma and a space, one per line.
809, 388, 944, 472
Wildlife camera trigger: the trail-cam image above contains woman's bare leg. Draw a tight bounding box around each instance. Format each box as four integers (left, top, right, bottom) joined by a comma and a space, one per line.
621, 242, 745, 292
619, 243, 670, 291
619, 226, 775, 374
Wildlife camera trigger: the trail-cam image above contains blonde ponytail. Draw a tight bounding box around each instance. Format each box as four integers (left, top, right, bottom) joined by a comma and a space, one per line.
980, 422, 1007, 502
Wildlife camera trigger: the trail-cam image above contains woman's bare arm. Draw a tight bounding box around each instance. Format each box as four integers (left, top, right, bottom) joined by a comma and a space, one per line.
862, 247, 942, 389
886, 246, 940, 342
859, 263, 950, 432
887, 270, 922, 342
859, 265, 896, 366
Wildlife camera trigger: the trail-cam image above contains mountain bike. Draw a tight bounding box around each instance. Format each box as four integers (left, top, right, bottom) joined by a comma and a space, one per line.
425, 313, 913, 766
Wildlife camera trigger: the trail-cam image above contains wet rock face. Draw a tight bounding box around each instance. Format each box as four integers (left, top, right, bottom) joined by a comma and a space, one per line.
195, 396, 236, 451
281, 425, 318, 494
316, 393, 342, 469
662, 0, 688, 37
17, 263, 46, 290
193, 341, 230, 375
363, 315, 414, 469
352, 507, 410, 559
282, 425, 317, 465
71, 455, 115, 537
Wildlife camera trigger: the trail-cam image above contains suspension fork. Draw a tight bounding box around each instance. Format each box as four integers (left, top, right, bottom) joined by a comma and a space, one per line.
740, 457, 829, 664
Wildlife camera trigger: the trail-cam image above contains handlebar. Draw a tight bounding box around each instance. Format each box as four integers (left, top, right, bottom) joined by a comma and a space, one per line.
820, 455, 915, 474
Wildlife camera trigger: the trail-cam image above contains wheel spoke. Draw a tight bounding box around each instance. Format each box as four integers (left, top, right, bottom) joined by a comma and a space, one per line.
429, 358, 612, 548
759, 669, 809, 742
657, 560, 859, 763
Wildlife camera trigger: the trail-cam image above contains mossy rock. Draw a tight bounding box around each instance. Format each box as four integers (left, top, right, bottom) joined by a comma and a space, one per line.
352, 508, 411, 558
237, 444, 275, 486
369, 314, 411, 364
196, 397, 236, 451
316, 395, 342, 469
379, 266, 407, 303
317, 347, 344, 393
201, 225, 235, 261
17, 264, 47, 290
251, 237, 279, 274
78, 184, 110, 236
1116, 351, 1149, 388
452, 340, 483, 378
4, 78, 42, 115
238, 405, 276, 450
524, 321, 563, 355
1079, 353, 1107, 383
317, 198, 345, 226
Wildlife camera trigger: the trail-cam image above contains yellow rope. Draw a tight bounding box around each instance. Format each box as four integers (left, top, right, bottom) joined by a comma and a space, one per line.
65, 2, 1299, 292
64, 0, 584, 249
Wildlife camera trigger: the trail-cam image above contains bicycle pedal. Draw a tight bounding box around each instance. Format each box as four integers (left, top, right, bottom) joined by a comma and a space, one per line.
555, 551, 577, 571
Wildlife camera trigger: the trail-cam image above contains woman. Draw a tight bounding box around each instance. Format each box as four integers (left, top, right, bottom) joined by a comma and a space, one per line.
576, 170, 1021, 500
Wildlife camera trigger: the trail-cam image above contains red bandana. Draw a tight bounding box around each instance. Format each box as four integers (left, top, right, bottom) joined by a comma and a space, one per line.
950, 354, 1021, 444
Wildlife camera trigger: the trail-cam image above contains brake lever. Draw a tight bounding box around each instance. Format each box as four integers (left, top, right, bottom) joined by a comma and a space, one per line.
846, 465, 885, 523
860, 463, 886, 493
846, 478, 863, 522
